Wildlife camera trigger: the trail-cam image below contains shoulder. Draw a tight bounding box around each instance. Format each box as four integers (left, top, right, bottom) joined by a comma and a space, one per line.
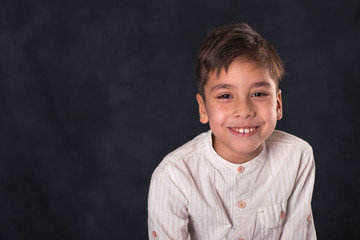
149, 131, 211, 196
152, 131, 210, 178
265, 130, 314, 169
265, 130, 315, 180
266, 130, 313, 154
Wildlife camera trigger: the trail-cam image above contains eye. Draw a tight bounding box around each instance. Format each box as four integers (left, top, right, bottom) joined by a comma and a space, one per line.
217, 94, 232, 99
252, 92, 268, 97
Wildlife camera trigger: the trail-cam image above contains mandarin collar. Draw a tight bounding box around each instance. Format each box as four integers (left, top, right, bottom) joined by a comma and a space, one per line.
205, 130, 266, 174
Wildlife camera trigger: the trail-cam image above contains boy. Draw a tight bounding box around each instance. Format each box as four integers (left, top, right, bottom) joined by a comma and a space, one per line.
148, 23, 316, 240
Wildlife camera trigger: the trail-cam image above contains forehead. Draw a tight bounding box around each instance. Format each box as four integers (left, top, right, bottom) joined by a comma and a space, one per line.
206, 58, 278, 89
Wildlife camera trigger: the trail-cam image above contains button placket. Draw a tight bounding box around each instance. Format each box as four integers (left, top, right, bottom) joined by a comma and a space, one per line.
234, 174, 251, 238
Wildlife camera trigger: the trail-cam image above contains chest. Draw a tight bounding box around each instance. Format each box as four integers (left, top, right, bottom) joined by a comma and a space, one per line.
185, 163, 296, 240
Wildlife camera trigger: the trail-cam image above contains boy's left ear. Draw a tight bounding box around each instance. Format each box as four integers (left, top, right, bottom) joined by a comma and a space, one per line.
276, 89, 283, 120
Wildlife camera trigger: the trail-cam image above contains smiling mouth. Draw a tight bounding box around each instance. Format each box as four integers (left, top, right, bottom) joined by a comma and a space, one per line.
231, 127, 258, 134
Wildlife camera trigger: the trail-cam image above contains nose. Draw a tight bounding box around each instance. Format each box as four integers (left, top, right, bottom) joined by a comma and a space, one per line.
234, 98, 254, 119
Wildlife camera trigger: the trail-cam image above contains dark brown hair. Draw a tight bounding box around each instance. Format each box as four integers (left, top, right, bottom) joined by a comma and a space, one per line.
195, 23, 285, 98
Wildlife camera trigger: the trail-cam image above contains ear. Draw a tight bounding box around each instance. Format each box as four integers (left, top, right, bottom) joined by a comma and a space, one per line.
196, 93, 209, 124
276, 89, 283, 120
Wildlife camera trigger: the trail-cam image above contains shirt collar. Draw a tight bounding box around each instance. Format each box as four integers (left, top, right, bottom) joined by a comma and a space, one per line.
205, 130, 266, 174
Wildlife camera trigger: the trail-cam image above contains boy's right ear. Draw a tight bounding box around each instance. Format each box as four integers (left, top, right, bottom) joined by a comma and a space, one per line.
196, 93, 209, 124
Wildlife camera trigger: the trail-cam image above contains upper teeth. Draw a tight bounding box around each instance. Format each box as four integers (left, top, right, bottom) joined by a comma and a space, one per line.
235, 128, 255, 133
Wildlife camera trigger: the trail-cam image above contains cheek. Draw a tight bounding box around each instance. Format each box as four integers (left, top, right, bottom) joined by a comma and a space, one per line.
259, 102, 278, 120
206, 104, 228, 123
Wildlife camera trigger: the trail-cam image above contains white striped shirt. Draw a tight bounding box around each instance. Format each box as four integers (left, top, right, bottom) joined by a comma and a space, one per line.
148, 130, 316, 240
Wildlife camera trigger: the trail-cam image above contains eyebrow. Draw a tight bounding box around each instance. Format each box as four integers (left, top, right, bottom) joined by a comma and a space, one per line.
209, 81, 272, 93
210, 84, 234, 93
251, 81, 272, 88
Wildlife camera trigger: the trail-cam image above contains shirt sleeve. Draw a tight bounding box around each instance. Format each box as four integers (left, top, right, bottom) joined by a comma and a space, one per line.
148, 165, 190, 240
280, 147, 317, 239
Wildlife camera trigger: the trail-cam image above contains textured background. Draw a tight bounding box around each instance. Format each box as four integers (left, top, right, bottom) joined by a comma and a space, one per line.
1, 0, 359, 239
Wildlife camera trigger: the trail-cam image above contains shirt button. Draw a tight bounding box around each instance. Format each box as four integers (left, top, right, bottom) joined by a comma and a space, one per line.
280, 211, 286, 219
307, 214, 311, 222
152, 231, 157, 238
237, 166, 245, 173
238, 201, 246, 209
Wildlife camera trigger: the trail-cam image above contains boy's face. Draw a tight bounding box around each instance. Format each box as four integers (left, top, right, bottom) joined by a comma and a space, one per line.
196, 58, 282, 163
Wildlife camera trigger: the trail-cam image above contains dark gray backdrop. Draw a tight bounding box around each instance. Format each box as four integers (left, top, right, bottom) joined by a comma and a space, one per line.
1, 0, 359, 239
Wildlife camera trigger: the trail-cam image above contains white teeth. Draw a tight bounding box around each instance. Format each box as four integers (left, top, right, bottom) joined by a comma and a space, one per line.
235, 128, 255, 133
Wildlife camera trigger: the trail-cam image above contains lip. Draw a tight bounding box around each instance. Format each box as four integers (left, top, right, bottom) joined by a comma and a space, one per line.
228, 126, 260, 137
